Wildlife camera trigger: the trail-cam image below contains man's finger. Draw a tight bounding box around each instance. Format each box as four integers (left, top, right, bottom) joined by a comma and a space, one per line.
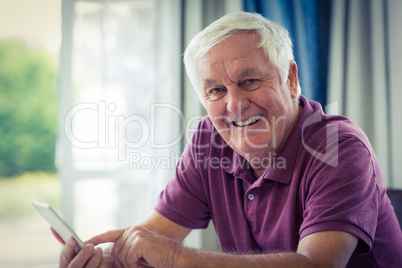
68, 243, 96, 267
60, 237, 78, 267
87, 229, 125, 245
81, 247, 103, 268
51, 227, 66, 245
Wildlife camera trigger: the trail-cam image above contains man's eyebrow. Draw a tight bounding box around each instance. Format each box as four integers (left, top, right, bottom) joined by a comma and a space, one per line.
201, 79, 218, 88
238, 68, 259, 78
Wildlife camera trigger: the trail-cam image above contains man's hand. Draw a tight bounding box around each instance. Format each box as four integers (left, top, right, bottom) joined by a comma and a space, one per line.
51, 228, 111, 268
51, 211, 190, 268
88, 226, 181, 268
60, 237, 109, 268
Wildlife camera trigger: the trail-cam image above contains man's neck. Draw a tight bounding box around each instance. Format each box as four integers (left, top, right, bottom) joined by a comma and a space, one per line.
249, 103, 302, 180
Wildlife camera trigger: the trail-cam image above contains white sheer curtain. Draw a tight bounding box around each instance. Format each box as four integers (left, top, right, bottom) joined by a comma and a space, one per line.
58, 0, 182, 238
327, 0, 402, 188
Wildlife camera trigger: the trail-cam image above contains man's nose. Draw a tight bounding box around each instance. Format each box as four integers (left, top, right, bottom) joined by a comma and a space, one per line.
226, 87, 250, 114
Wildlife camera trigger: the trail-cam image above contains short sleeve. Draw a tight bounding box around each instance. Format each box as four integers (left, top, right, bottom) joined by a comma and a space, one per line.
299, 134, 379, 253
154, 119, 212, 229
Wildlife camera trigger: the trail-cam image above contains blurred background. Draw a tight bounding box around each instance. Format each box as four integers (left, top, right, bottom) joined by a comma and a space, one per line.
0, 0, 401, 267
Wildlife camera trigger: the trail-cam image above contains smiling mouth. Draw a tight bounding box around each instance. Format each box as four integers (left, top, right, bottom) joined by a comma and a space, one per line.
232, 115, 263, 127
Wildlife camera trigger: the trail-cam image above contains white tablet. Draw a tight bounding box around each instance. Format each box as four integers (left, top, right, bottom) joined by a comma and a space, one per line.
32, 201, 85, 253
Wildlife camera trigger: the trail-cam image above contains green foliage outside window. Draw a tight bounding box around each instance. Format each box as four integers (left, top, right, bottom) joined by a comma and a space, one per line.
0, 39, 58, 178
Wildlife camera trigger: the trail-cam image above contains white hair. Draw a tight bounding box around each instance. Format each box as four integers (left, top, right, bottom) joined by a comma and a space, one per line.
183, 12, 301, 106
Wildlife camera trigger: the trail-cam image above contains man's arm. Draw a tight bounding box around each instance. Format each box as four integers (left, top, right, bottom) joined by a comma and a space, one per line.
174, 231, 357, 268
90, 211, 358, 268
138, 210, 192, 243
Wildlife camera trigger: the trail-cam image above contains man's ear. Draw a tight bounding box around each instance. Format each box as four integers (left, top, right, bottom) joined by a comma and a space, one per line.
287, 61, 299, 98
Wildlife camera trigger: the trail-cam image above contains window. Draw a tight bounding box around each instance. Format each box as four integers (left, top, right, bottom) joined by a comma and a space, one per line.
59, 0, 183, 240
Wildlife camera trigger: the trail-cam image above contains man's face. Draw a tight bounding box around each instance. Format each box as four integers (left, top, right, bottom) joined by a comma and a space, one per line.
196, 33, 299, 162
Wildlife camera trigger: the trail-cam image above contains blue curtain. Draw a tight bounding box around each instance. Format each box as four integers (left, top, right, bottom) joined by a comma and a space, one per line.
244, 0, 331, 107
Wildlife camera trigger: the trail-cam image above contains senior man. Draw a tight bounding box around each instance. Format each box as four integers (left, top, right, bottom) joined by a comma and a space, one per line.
57, 12, 402, 267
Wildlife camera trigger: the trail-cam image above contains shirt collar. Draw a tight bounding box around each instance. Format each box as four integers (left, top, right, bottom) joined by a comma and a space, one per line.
263, 95, 317, 184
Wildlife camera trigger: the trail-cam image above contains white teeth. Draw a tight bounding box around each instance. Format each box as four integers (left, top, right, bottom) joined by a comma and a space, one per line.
234, 115, 262, 127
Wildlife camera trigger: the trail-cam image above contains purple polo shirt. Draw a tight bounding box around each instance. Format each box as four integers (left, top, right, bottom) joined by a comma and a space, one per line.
155, 95, 402, 267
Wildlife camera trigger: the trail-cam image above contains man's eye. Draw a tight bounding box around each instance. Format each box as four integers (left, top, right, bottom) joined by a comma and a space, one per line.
205, 88, 226, 101
241, 79, 261, 91
210, 88, 223, 94
245, 79, 258, 84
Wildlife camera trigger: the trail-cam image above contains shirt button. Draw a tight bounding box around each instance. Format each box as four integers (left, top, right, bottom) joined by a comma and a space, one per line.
248, 194, 254, 201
